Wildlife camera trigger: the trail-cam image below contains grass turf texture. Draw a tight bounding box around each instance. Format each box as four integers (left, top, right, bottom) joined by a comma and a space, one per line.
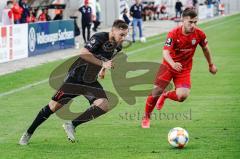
0, 14, 240, 159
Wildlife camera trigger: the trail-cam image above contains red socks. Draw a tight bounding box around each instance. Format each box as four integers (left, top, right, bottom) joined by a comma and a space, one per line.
165, 91, 179, 101
144, 95, 158, 118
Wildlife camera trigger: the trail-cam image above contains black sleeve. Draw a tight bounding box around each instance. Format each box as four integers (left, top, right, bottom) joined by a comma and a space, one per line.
130, 5, 134, 16
78, 7, 82, 13
84, 35, 102, 54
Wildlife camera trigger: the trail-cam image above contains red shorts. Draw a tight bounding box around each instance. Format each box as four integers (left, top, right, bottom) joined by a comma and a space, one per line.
154, 64, 191, 89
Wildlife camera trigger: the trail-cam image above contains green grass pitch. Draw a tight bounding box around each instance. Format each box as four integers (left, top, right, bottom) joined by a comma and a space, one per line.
0, 14, 240, 159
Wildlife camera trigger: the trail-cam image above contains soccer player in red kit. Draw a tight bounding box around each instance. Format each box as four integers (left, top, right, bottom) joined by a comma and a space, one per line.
141, 8, 218, 128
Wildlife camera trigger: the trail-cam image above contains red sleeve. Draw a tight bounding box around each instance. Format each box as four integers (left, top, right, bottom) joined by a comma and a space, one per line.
163, 31, 175, 51
8, 11, 13, 19
199, 31, 208, 48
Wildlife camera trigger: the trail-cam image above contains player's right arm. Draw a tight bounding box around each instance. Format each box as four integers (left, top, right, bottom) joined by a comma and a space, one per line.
163, 32, 182, 72
81, 35, 113, 69
79, 48, 113, 69
163, 50, 182, 72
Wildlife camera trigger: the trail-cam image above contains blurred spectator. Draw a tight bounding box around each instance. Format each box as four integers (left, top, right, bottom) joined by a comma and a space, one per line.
186, 0, 193, 7
160, 4, 168, 19
193, 0, 198, 8
92, 0, 101, 32
147, 2, 157, 21
12, 0, 23, 24
130, 0, 143, 42
53, 10, 63, 20
175, 0, 183, 18
1, 1, 14, 25
38, 9, 51, 22
19, 0, 30, 23
206, 0, 213, 5
79, 0, 92, 43
143, 3, 150, 21
26, 9, 36, 23
151, 3, 157, 20
122, 8, 131, 25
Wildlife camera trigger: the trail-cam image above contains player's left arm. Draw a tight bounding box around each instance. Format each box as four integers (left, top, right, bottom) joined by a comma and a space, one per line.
201, 44, 218, 75
98, 67, 106, 79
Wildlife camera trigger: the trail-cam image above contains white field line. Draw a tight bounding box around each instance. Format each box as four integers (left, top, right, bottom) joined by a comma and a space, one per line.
0, 15, 239, 98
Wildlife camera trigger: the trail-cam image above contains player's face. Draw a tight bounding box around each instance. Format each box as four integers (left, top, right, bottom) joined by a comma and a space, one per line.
183, 16, 198, 33
112, 28, 128, 44
136, 0, 141, 4
8, 3, 13, 9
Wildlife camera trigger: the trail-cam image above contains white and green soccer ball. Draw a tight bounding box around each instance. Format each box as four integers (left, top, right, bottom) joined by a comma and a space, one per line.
168, 127, 189, 148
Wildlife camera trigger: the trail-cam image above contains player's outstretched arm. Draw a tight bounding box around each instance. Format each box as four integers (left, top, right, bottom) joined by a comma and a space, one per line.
201, 45, 218, 75
163, 50, 182, 72
79, 48, 113, 69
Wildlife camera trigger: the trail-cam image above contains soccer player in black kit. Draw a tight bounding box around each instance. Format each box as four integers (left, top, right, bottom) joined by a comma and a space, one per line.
19, 20, 129, 145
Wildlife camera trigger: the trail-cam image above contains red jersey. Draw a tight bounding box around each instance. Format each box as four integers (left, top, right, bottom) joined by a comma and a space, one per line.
38, 13, 47, 21
12, 4, 23, 21
163, 26, 208, 71
27, 16, 36, 23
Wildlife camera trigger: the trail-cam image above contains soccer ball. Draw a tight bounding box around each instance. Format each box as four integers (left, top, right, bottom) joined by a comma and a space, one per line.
168, 127, 189, 148
140, 37, 146, 43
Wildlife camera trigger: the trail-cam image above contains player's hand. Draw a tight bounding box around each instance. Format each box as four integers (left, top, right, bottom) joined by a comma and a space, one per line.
98, 68, 106, 79
171, 62, 182, 72
102, 60, 114, 69
209, 64, 217, 75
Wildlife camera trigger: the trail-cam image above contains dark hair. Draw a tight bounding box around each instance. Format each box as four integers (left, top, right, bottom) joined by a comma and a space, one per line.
112, 19, 128, 30
7, 1, 13, 5
182, 7, 198, 18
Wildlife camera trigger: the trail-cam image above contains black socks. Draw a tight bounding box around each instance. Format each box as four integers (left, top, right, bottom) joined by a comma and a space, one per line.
72, 105, 106, 128
27, 105, 53, 134
26, 105, 106, 134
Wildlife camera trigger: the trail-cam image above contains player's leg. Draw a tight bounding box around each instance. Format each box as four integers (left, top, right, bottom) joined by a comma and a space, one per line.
19, 83, 77, 145
142, 64, 172, 128
72, 98, 108, 127
82, 23, 87, 43
176, 87, 190, 102
19, 100, 63, 145
63, 81, 108, 142
87, 23, 91, 41
141, 85, 164, 128
156, 71, 191, 110
132, 18, 137, 42
138, 19, 143, 39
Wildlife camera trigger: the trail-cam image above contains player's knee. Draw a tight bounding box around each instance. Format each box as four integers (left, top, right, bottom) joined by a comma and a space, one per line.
152, 86, 164, 97
177, 93, 189, 102
49, 100, 63, 112
93, 98, 109, 112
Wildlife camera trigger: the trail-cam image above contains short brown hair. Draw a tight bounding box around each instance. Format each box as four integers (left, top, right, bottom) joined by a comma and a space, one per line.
112, 19, 128, 30
7, 1, 13, 6
182, 8, 197, 18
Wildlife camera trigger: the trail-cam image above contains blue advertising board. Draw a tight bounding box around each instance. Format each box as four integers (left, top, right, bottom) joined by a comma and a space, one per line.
28, 20, 75, 57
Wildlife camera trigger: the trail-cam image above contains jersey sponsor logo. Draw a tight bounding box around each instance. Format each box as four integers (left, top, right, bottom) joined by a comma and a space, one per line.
86, 37, 96, 48
102, 41, 117, 53
192, 39, 196, 45
90, 38, 96, 44
165, 38, 172, 47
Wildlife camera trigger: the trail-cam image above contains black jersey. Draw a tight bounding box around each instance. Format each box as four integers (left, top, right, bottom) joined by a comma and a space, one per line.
130, 4, 143, 19
67, 32, 122, 83
79, 6, 92, 24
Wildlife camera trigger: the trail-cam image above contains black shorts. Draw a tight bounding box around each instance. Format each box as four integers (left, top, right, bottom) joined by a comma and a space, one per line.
52, 79, 107, 105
